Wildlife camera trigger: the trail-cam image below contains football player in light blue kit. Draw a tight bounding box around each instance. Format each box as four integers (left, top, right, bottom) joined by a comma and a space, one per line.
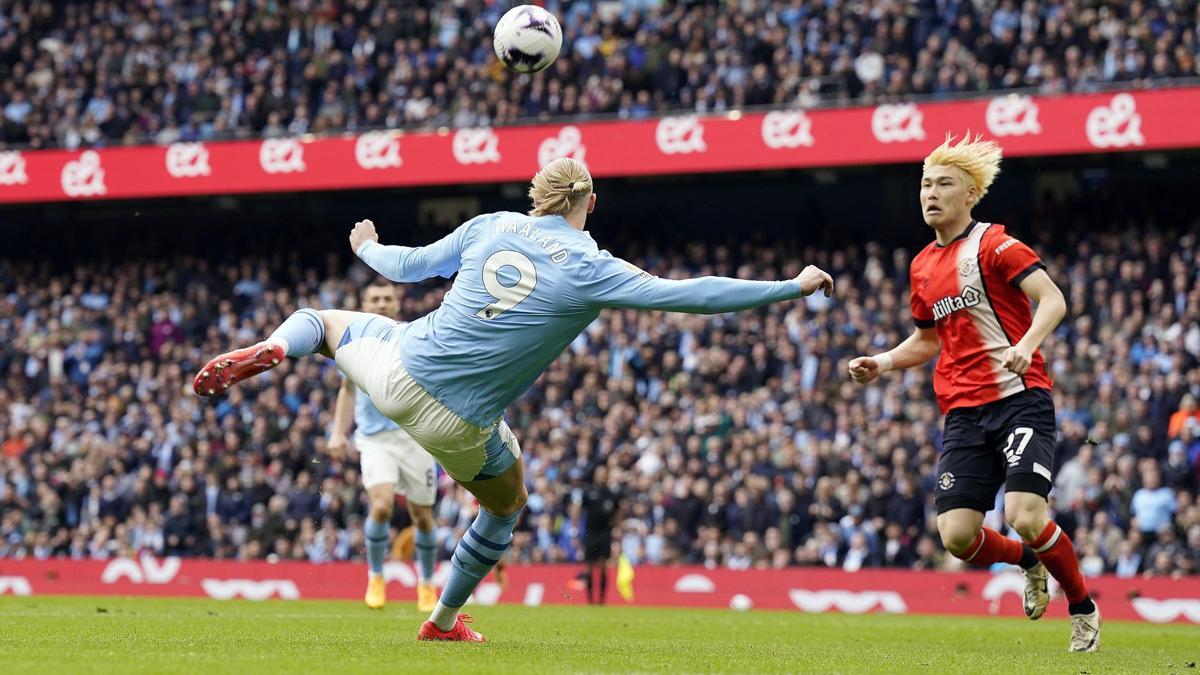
326, 278, 441, 613
193, 158, 834, 642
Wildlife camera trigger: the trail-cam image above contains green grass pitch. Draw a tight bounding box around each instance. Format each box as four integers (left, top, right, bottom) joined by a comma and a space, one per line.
2, 596, 1198, 673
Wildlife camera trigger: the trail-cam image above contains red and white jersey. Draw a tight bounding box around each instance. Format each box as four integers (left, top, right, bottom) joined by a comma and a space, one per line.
909, 221, 1053, 413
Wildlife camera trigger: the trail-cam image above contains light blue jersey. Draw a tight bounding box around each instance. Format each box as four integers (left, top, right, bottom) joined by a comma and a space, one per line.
356, 212, 803, 427
354, 387, 401, 437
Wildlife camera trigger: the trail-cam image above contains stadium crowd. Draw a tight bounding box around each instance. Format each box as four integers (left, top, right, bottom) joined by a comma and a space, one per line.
1, 0, 1199, 148
0, 187, 1198, 579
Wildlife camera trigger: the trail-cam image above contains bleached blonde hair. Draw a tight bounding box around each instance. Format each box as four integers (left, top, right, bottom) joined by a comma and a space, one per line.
923, 133, 1002, 202
528, 157, 592, 217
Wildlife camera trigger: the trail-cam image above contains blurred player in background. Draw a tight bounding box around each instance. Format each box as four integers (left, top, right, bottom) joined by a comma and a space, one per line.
582, 465, 621, 605
848, 135, 1100, 652
194, 157, 834, 641
327, 279, 439, 612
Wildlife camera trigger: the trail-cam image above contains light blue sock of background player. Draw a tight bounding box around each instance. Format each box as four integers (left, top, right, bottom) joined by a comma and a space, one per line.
414, 528, 437, 583
364, 517, 389, 576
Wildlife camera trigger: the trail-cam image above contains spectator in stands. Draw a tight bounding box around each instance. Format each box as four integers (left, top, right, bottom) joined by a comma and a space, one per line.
1131, 467, 1178, 542
1169, 394, 1200, 438
163, 495, 198, 557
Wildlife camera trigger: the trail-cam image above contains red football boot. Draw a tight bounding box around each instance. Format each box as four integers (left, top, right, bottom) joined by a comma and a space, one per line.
193, 342, 285, 396
417, 613, 485, 642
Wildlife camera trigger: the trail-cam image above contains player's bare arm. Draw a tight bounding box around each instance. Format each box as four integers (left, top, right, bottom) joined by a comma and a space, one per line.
848, 327, 940, 384
1002, 269, 1067, 376
328, 377, 357, 459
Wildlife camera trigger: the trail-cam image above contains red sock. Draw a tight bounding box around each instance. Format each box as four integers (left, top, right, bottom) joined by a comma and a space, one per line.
1029, 521, 1090, 604
958, 527, 1024, 566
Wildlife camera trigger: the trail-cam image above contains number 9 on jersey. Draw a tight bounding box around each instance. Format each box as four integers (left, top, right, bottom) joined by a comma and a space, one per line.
476, 250, 538, 320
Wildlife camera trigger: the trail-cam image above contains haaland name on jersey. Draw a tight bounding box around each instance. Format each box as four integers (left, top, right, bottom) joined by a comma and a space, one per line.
494, 218, 570, 263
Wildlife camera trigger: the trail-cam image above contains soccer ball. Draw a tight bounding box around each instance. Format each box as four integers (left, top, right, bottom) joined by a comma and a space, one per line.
493, 5, 562, 74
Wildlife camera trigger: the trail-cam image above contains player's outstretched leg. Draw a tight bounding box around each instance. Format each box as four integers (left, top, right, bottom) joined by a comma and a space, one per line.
1006, 492, 1099, 652
194, 308, 365, 396
417, 458, 527, 643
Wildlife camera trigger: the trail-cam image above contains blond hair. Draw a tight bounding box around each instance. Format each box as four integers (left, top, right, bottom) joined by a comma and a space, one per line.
923, 132, 1002, 202
528, 157, 592, 217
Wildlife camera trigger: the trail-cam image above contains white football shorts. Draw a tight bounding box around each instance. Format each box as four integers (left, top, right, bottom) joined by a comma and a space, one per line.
355, 428, 437, 506
334, 315, 521, 483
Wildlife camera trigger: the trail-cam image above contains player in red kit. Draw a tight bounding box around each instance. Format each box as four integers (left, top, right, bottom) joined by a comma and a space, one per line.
848, 135, 1100, 652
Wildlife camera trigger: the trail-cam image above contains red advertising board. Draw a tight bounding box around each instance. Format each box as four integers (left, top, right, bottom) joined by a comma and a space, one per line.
0, 87, 1195, 204
1, 557, 1197, 624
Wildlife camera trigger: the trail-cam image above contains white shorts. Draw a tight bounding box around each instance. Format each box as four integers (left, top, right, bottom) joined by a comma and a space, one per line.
334, 316, 521, 483
356, 429, 437, 506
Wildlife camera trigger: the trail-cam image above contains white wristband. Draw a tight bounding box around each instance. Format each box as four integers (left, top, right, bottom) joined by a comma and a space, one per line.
874, 353, 894, 373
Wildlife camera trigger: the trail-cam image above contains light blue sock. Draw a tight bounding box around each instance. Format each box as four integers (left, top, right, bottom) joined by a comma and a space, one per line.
441, 508, 520, 608
364, 517, 389, 575
414, 528, 437, 583
269, 308, 325, 357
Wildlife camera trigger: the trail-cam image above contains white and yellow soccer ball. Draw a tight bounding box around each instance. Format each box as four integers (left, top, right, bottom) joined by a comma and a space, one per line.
493, 5, 563, 74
